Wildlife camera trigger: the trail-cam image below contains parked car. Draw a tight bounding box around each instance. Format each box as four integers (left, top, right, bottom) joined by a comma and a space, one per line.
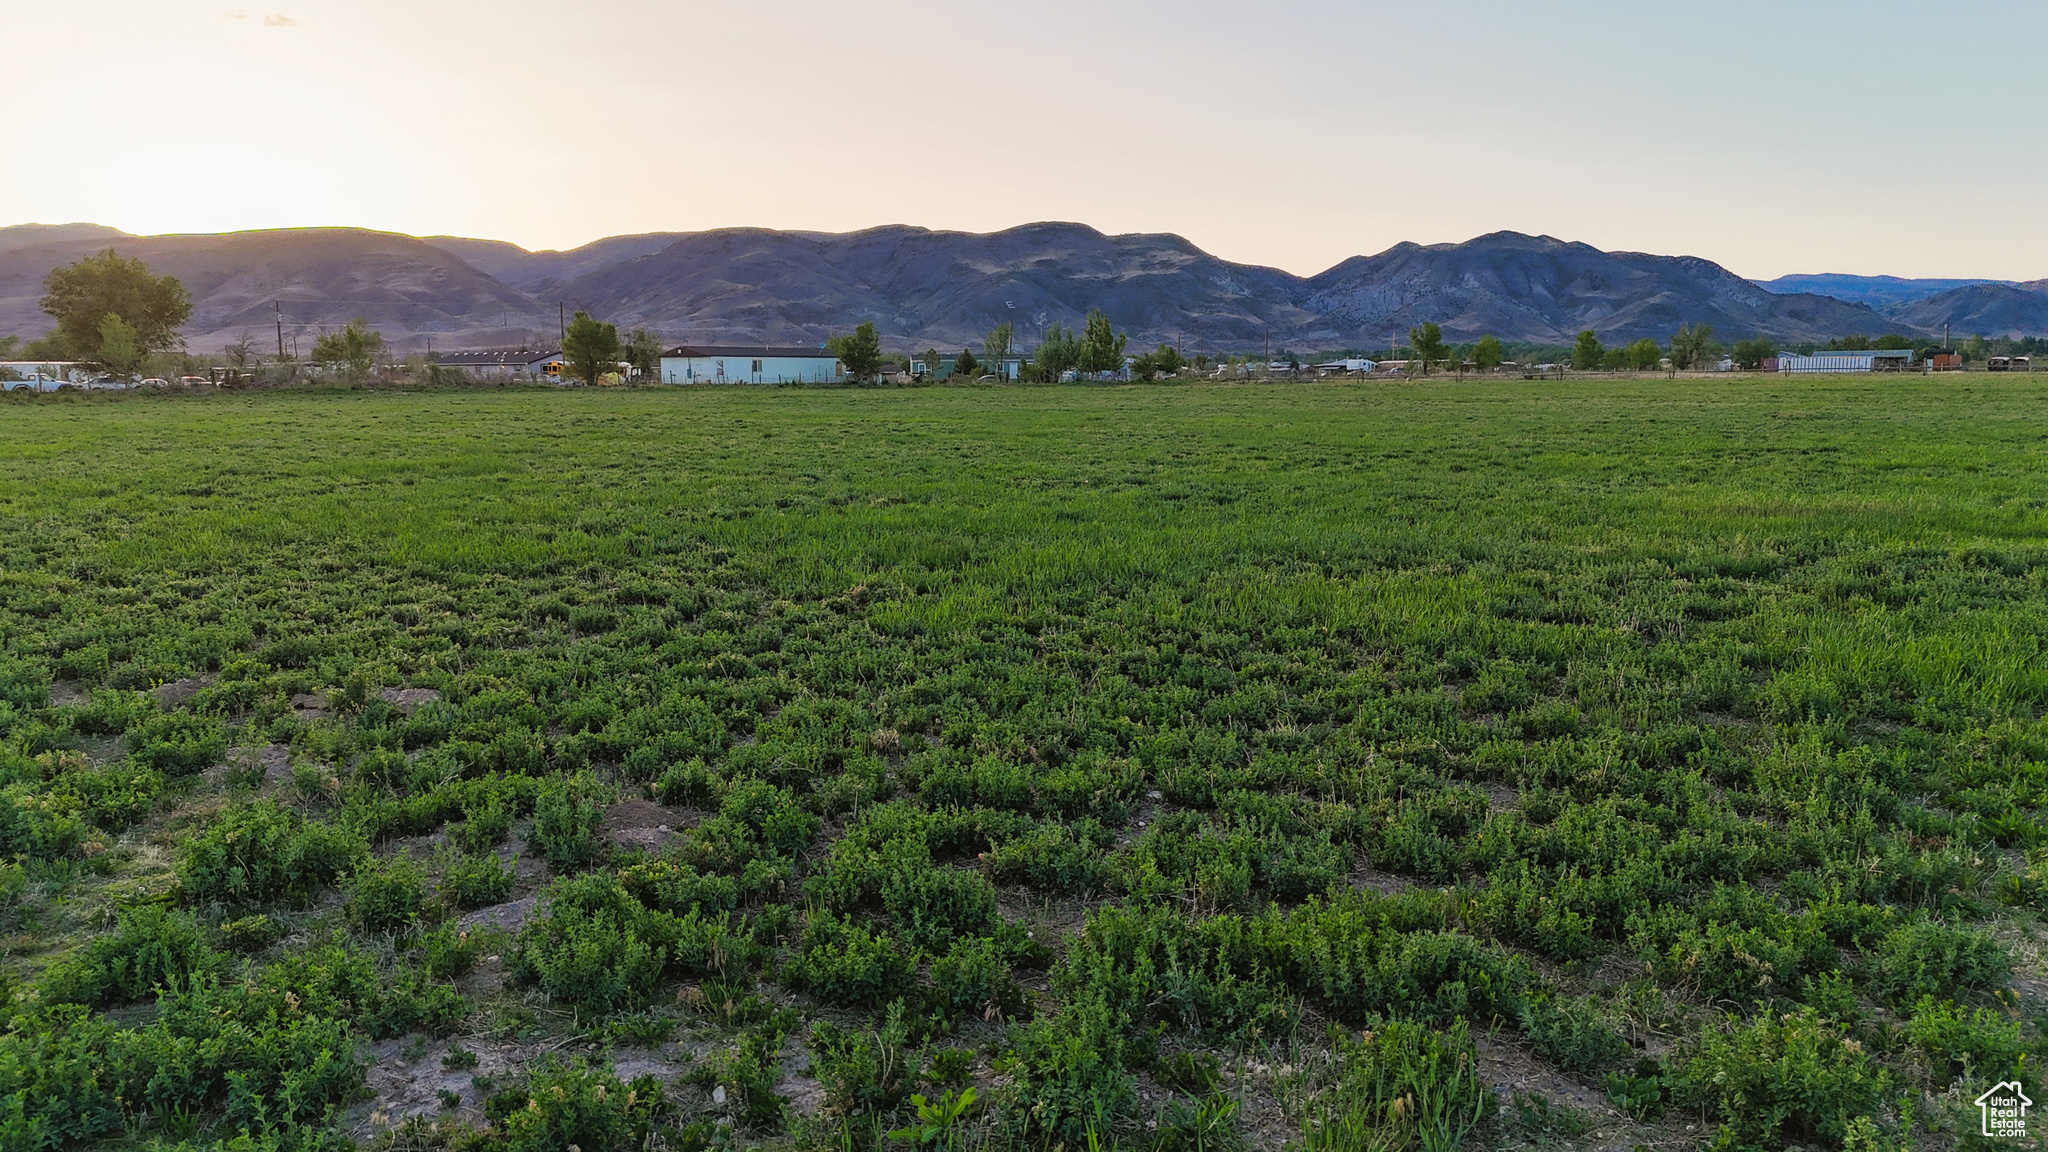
140, 377, 171, 387
178, 375, 209, 387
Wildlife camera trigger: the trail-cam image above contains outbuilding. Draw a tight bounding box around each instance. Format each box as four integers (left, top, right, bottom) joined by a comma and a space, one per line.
660, 345, 843, 384
429, 349, 564, 381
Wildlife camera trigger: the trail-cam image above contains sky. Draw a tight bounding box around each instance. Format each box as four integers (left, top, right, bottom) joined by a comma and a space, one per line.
2, 0, 2044, 280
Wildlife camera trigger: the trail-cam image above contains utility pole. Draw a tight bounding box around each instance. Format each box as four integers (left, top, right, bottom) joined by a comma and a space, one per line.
559, 303, 565, 349
275, 301, 284, 360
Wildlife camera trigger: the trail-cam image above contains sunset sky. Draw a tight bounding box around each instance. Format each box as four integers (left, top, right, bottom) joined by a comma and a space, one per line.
3, 0, 2042, 279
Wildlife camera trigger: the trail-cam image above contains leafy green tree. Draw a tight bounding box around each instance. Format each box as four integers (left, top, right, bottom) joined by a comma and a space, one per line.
1032, 324, 1081, 381
561, 311, 620, 385
1409, 322, 1448, 375
985, 322, 1012, 362
1472, 335, 1504, 371
920, 347, 942, 381
1872, 333, 1914, 351
829, 320, 884, 383
96, 315, 142, 375
1670, 323, 1715, 371
1077, 311, 1127, 376
1623, 339, 1662, 370
1570, 330, 1604, 370
1730, 338, 1774, 371
39, 250, 192, 367
954, 348, 980, 377
311, 319, 385, 381
623, 328, 664, 378
0, 335, 18, 360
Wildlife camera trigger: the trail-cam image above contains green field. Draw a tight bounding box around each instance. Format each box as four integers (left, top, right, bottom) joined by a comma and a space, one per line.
2, 378, 2045, 1152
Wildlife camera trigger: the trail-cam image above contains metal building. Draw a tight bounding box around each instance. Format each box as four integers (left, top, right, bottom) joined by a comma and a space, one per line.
660, 345, 844, 384
1776, 349, 1916, 373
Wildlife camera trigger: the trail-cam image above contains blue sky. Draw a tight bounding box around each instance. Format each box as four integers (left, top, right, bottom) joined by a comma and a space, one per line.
2, 0, 2041, 278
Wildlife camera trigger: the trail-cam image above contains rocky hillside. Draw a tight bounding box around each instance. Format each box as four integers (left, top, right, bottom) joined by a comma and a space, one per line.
6, 220, 2029, 354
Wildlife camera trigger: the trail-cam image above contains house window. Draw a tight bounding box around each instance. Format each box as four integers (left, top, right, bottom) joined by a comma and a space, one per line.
752, 359, 763, 372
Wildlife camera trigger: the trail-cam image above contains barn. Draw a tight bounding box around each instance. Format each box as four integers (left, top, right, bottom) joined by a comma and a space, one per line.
660, 345, 844, 384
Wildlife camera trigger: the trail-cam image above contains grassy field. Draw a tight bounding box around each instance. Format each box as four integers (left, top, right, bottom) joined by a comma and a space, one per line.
1, 377, 2045, 1152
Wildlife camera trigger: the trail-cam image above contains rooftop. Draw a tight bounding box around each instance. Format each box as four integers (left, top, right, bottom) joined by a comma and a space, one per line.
662, 345, 839, 359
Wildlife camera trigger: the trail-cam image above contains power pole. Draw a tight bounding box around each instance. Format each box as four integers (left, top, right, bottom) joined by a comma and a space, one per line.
275, 301, 284, 360
559, 303, 565, 349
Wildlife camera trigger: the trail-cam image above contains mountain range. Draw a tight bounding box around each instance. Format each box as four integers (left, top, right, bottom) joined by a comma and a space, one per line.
5, 222, 2047, 356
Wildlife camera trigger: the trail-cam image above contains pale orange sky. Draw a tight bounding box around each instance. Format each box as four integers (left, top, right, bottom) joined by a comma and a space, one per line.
3, 0, 2043, 280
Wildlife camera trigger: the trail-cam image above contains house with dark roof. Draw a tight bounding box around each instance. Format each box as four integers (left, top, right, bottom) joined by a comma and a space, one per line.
659, 345, 843, 384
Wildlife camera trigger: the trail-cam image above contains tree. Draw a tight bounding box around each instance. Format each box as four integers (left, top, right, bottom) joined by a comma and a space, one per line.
1625, 339, 1663, 371
1670, 323, 1715, 371
984, 322, 1012, 363
561, 311, 620, 385
311, 319, 385, 381
920, 347, 942, 381
1730, 338, 1774, 371
954, 348, 980, 377
40, 249, 192, 367
1571, 330, 1604, 370
624, 328, 664, 378
1473, 335, 1504, 371
1129, 344, 1186, 382
826, 320, 883, 383
0, 335, 17, 360
1409, 322, 1448, 375
1077, 310, 1127, 376
1032, 324, 1080, 381
97, 315, 142, 375
1872, 333, 1914, 351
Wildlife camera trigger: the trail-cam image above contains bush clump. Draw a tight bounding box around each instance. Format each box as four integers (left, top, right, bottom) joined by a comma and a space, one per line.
530, 773, 606, 872
1672, 1007, 1890, 1150
346, 853, 428, 932
488, 1056, 668, 1152
176, 799, 366, 907
782, 911, 915, 1009
44, 904, 220, 1006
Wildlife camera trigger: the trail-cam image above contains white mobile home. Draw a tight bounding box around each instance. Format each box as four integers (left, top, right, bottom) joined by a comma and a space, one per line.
1777, 349, 1916, 374
661, 345, 843, 384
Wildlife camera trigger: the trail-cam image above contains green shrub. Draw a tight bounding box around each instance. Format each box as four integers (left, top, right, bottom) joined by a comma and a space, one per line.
783, 912, 915, 1009
70, 761, 164, 830
996, 994, 1137, 1149
721, 778, 816, 855
619, 859, 739, 915
451, 790, 514, 853
512, 875, 669, 1009
1309, 1019, 1489, 1152
126, 710, 228, 777
0, 782, 90, 860
1869, 919, 2012, 1006
44, 904, 219, 1006
810, 1003, 919, 1123
346, 854, 427, 932
530, 773, 605, 872
492, 1057, 667, 1152
986, 820, 1116, 892
880, 843, 999, 950
1904, 996, 2027, 1086
176, 799, 366, 906
441, 849, 515, 909
422, 922, 490, 979
706, 1012, 797, 1132
1672, 1007, 1890, 1150
929, 935, 1022, 1024
1518, 992, 1629, 1076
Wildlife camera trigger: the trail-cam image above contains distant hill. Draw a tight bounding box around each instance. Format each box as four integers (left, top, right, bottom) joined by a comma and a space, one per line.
0, 228, 548, 353
1755, 273, 2011, 310
1887, 283, 2048, 338
1306, 233, 1892, 345
558, 223, 1318, 350
3, 221, 2018, 353
423, 233, 687, 295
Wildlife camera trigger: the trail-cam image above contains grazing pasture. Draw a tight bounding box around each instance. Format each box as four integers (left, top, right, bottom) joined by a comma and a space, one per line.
1, 377, 2045, 1152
